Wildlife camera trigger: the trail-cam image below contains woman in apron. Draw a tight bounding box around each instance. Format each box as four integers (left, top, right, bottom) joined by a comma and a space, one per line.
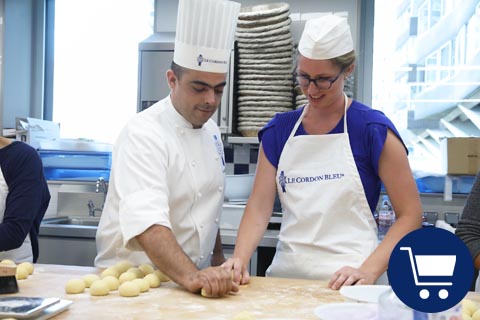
227, 14, 423, 289
0, 136, 50, 263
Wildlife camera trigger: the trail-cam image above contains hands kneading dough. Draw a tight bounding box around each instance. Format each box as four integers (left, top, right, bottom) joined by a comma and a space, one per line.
0, 260, 34, 280
64, 261, 170, 297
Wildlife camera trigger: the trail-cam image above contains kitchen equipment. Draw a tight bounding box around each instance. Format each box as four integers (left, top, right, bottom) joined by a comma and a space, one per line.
339, 285, 391, 303
39, 150, 111, 181
0, 265, 18, 294
314, 302, 377, 320
0, 297, 59, 318
224, 174, 255, 202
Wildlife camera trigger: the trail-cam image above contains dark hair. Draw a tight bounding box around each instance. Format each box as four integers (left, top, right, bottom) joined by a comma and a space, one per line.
170, 61, 186, 80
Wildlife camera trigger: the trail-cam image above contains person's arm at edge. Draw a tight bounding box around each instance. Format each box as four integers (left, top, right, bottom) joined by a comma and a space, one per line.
456, 171, 480, 269
0, 146, 46, 252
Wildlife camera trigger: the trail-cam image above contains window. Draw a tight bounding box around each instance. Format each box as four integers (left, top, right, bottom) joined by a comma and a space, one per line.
47, 0, 154, 143
373, 0, 480, 173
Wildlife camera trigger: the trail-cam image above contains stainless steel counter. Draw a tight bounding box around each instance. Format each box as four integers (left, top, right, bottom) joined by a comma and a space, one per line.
38, 211, 279, 268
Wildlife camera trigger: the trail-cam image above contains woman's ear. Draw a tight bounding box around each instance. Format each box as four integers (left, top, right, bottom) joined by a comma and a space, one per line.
344, 64, 355, 78
166, 70, 177, 90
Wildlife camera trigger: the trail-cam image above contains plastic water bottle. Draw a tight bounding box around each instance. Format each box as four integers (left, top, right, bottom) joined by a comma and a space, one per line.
378, 195, 395, 241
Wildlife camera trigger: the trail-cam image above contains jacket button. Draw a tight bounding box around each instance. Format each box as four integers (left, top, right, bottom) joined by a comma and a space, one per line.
215, 218, 219, 223
180, 129, 185, 134
197, 192, 202, 198
218, 186, 223, 192
200, 255, 204, 259
210, 251, 214, 255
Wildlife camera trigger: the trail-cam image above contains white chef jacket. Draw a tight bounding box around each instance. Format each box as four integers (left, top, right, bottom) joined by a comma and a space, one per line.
95, 96, 225, 270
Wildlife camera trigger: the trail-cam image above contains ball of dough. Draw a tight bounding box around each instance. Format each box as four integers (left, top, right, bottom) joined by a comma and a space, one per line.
132, 278, 150, 293
464, 299, 479, 317
65, 278, 86, 294
101, 267, 120, 279
473, 309, 480, 320
200, 288, 217, 298
114, 260, 133, 274
102, 275, 120, 291
119, 281, 140, 297
15, 265, 29, 280
127, 267, 144, 278
144, 273, 161, 288
138, 264, 154, 275
89, 280, 110, 296
119, 271, 137, 284
18, 262, 34, 275
153, 270, 170, 282
83, 274, 101, 288
0, 259, 15, 265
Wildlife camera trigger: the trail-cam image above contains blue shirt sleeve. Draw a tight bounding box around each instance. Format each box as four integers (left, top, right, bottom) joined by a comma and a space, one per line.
0, 142, 50, 262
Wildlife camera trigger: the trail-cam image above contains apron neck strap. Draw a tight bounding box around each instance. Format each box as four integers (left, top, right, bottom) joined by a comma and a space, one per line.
290, 92, 349, 139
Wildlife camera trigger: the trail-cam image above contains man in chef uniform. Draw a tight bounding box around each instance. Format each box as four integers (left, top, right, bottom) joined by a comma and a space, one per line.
95, 0, 241, 297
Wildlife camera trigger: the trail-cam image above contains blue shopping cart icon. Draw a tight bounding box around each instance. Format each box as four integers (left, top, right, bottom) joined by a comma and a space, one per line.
388, 228, 473, 313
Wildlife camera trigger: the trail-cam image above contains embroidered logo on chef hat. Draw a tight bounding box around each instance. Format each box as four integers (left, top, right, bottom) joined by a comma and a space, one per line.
388, 227, 473, 313
174, 0, 240, 73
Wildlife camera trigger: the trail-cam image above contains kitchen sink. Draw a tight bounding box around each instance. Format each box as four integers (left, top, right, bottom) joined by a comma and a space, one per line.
42, 216, 100, 227
40, 216, 100, 239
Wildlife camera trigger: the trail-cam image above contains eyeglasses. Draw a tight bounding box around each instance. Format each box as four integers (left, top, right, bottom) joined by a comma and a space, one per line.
296, 68, 344, 90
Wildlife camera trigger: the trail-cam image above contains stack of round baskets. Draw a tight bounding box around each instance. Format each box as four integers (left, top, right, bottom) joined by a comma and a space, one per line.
235, 2, 295, 137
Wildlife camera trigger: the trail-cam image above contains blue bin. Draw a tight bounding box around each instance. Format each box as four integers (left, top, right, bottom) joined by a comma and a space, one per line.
39, 150, 112, 181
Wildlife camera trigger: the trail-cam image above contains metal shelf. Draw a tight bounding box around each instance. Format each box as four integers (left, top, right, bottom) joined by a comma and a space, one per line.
227, 136, 259, 144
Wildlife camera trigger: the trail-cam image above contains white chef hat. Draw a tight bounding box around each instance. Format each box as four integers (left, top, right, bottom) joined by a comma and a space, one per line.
298, 14, 354, 60
174, 0, 241, 73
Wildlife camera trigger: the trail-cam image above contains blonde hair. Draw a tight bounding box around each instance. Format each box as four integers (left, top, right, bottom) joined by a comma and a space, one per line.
295, 49, 355, 71
332, 50, 356, 70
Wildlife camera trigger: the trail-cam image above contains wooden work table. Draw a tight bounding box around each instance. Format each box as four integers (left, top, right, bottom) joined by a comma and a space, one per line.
4, 264, 345, 319
5, 264, 480, 319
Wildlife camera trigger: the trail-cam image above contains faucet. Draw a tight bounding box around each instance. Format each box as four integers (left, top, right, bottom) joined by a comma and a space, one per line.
87, 200, 103, 217
87, 177, 108, 217
96, 177, 108, 205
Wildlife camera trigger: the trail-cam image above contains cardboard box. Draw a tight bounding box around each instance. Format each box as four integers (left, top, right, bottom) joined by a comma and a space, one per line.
15, 117, 60, 149
441, 137, 480, 175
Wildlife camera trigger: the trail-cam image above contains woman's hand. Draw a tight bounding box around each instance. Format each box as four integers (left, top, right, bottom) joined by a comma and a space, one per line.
222, 257, 250, 285
328, 266, 376, 290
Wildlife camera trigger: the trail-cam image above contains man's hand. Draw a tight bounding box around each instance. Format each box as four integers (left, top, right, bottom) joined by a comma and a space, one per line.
186, 265, 238, 297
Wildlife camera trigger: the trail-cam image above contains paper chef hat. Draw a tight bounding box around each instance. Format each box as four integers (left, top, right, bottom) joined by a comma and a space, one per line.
174, 0, 241, 73
298, 14, 354, 60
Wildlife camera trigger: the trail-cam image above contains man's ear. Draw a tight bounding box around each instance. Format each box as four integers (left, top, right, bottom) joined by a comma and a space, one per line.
166, 69, 177, 89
